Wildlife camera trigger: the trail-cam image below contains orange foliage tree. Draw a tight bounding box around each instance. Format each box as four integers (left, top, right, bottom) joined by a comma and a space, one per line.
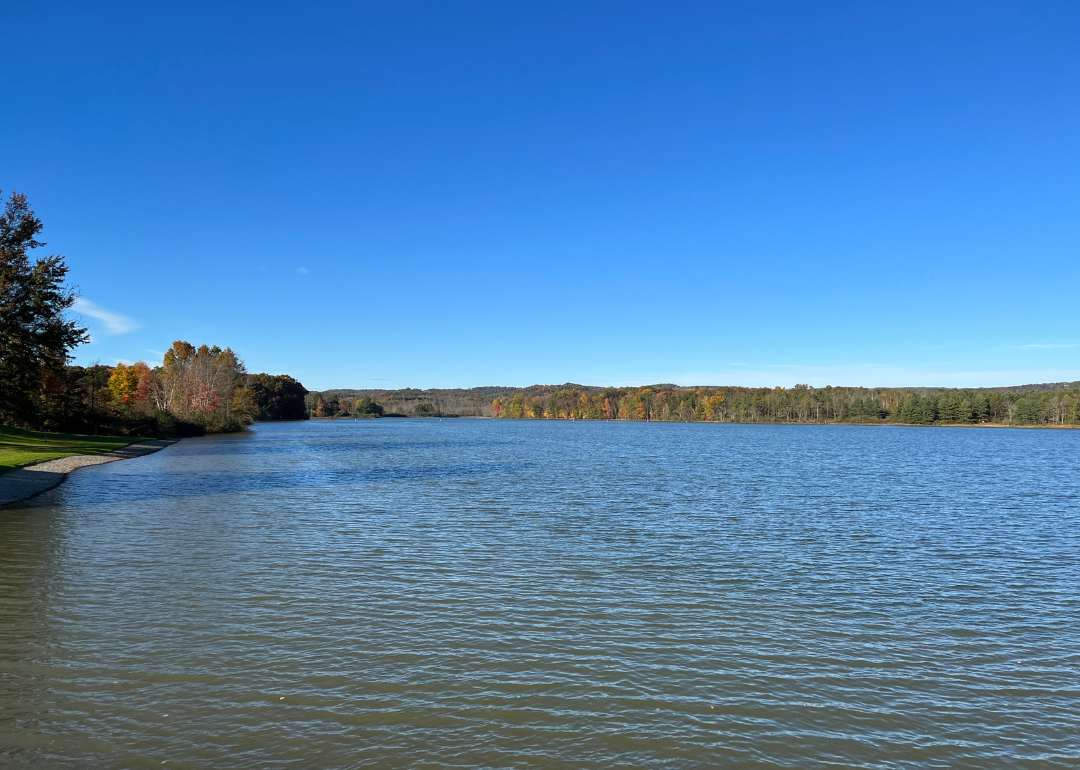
108, 363, 140, 409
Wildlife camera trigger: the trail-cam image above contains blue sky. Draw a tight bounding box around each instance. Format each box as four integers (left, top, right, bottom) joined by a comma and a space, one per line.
3, 1, 1078, 390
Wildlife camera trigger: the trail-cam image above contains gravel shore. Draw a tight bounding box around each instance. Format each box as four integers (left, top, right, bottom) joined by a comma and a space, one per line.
0, 440, 176, 507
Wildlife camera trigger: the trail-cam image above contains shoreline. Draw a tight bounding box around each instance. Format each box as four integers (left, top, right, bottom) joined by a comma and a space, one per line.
0, 440, 176, 508
306, 416, 1078, 428
483, 419, 1078, 429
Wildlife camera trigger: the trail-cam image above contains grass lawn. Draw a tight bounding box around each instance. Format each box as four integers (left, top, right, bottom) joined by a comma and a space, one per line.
0, 425, 144, 475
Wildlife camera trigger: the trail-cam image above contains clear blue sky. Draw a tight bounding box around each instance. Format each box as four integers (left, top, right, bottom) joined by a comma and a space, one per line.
3, 1, 1078, 390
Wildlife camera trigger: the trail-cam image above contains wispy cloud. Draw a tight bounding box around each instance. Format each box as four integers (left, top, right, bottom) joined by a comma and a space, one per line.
147, 349, 166, 359
111, 357, 134, 365
1017, 343, 1077, 349
297, 267, 309, 274
73, 298, 138, 335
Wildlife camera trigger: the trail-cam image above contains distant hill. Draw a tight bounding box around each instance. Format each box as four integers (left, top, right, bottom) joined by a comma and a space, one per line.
320, 384, 595, 417
987, 381, 1080, 393
324, 380, 1080, 400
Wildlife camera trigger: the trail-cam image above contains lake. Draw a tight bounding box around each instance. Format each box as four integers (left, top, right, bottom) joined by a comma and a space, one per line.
1, 419, 1078, 768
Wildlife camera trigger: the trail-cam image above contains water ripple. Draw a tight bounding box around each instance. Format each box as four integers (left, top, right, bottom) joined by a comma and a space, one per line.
0, 421, 1077, 768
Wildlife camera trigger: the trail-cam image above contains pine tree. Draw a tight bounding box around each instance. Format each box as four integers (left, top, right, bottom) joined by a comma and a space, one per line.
0, 191, 88, 427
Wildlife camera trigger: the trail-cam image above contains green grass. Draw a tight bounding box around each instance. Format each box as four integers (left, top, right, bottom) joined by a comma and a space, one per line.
0, 425, 144, 475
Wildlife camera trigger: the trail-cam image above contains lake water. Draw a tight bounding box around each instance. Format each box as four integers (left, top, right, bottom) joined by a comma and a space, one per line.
1, 420, 1078, 768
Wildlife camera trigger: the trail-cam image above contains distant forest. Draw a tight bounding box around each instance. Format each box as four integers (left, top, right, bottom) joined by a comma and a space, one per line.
309, 382, 1080, 427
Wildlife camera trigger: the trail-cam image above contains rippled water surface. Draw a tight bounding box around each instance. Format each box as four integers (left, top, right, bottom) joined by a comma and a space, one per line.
1, 420, 1078, 768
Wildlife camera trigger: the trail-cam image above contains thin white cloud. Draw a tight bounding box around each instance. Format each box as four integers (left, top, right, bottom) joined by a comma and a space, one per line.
297, 267, 309, 274
73, 298, 138, 335
111, 357, 134, 365
1017, 343, 1076, 349
147, 349, 166, 359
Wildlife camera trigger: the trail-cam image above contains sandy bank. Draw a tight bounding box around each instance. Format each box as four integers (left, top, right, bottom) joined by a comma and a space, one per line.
0, 440, 176, 507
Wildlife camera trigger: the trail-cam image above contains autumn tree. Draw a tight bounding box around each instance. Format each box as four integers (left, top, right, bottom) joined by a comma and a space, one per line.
132, 362, 155, 412
703, 393, 725, 421
157, 341, 253, 429
108, 363, 140, 410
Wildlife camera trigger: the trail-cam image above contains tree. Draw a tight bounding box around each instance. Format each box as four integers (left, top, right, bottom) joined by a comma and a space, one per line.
971, 393, 990, 423
230, 386, 259, 423
161, 341, 196, 413
352, 396, 383, 417
0, 190, 88, 427
156, 340, 253, 428
249, 374, 308, 420
108, 363, 140, 410
703, 392, 725, 421
132, 362, 156, 412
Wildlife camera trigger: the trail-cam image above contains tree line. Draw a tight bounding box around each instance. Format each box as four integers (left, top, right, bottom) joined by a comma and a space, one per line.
491, 384, 1080, 426
16, 345, 307, 438
308, 382, 1080, 426
313, 386, 560, 418
89, 343, 309, 435
0, 190, 308, 437
306, 392, 384, 418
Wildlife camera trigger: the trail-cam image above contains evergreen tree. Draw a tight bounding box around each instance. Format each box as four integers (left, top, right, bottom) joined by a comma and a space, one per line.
0, 191, 88, 427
